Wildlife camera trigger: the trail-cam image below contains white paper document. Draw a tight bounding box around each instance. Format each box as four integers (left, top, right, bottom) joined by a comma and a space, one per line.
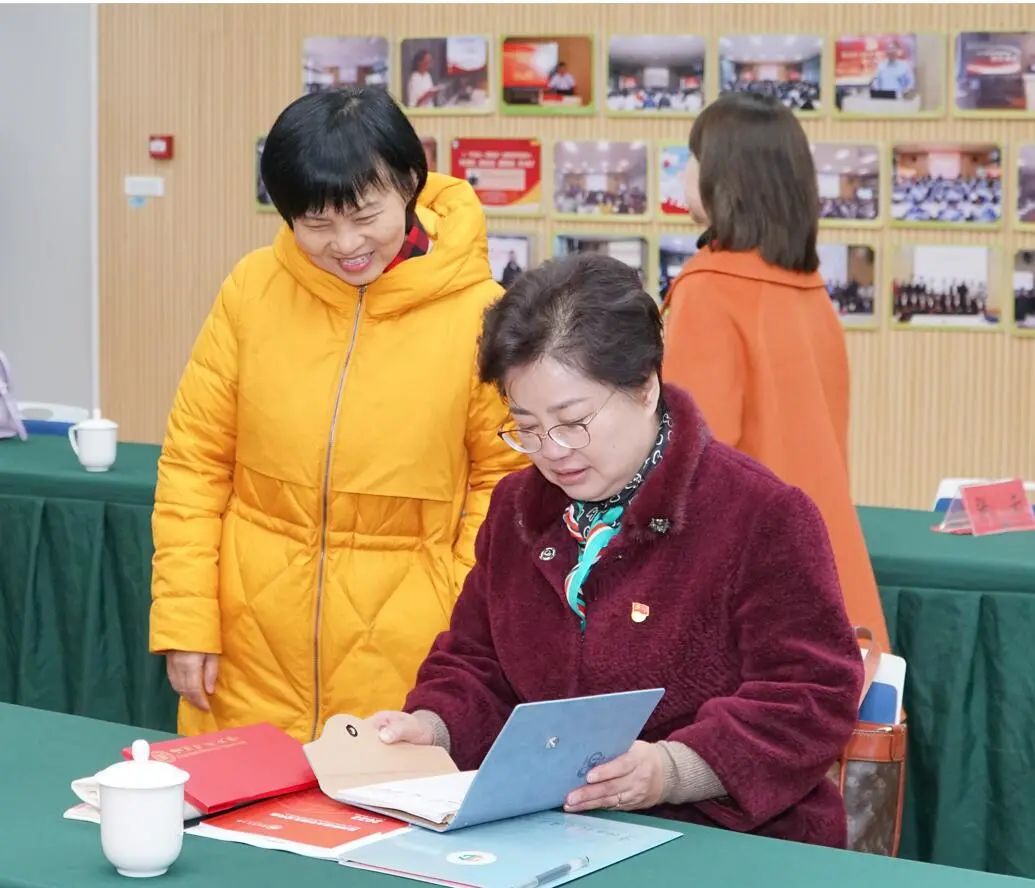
340, 771, 477, 825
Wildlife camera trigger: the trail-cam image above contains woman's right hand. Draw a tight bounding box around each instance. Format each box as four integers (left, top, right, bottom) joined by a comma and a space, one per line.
368, 710, 436, 746
166, 651, 220, 712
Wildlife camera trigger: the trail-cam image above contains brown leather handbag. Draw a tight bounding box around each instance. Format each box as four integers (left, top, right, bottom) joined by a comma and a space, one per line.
828, 627, 908, 856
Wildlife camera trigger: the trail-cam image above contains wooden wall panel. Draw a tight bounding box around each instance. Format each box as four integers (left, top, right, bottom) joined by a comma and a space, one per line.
99, 3, 1035, 509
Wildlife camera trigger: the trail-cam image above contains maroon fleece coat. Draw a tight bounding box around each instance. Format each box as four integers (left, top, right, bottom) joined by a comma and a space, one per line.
404, 384, 862, 847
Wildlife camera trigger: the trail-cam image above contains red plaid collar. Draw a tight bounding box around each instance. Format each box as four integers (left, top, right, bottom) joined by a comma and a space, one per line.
383, 216, 430, 274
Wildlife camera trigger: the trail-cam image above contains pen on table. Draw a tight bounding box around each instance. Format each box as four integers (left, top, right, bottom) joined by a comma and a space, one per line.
510, 856, 590, 888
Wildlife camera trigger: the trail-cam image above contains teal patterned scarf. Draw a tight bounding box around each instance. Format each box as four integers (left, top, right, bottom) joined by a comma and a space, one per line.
561, 408, 671, 630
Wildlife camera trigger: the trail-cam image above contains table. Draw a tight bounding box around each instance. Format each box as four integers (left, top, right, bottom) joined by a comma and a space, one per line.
859, 508, 1035, 877
3, 435, 1035, 877
1, 704, 1029, 888
0, 437, 174, 730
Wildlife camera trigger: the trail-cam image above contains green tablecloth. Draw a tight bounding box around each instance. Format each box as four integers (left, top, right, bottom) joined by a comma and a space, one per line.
0, 437, 175, 730
1, 704, 1028, 888
859, 507, 1035, 878
3, 436, 1035, 877
0, 435, 160, 505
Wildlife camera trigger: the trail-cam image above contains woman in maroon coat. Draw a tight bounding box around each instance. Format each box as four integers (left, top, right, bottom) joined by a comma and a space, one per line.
372, 253, 863, 847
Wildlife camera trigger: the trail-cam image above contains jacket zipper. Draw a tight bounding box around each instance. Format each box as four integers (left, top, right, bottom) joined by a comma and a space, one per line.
310, 285, 366, 740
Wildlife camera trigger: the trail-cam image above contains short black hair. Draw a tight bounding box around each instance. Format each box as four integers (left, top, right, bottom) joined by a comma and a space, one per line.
260, 87, 428, 226
689, 91, 819, 272
479, 253, 663, 394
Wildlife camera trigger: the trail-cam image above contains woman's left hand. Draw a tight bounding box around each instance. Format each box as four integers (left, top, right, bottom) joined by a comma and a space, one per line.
564, 741, 667, 813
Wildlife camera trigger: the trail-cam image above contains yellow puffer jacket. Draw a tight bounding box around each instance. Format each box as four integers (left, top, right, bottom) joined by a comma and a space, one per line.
150, 174, 526, 741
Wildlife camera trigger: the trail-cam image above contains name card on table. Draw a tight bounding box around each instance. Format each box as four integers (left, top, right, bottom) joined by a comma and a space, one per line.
934, 479, 1035, 536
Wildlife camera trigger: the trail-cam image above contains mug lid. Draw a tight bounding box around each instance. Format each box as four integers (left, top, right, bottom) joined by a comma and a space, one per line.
76, 418, 118, 431
95, 739, 189, 791
76, 408, 118, 431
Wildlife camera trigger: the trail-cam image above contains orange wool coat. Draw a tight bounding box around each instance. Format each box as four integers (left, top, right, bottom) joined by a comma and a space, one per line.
662, 246, 889, 650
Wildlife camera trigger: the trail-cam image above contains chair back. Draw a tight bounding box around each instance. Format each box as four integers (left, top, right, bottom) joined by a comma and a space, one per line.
17, 402, 90, 437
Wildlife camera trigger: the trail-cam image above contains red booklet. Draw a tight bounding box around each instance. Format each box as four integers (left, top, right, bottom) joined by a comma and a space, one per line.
122, 723, 317, 815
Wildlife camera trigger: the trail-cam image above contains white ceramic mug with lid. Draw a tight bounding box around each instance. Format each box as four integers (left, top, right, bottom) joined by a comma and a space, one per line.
68, 408, 118, 472
94, 739, 190, 878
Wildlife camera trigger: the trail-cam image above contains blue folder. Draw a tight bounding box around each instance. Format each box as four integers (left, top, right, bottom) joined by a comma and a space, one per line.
342, 688, 664, 832
449, 688, 664, 831
340, 809, 681, 888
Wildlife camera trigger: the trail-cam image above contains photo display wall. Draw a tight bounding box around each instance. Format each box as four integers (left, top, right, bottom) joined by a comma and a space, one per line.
253, 28, 1035, 336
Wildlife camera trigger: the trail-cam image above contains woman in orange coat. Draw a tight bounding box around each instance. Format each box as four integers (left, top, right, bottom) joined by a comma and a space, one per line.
662, 93, 889, 649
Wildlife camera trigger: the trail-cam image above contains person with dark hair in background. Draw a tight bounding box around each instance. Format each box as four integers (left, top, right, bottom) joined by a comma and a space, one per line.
407, 48, 442, 108
500, 250, 523, 289
151, 86, 525, 741
547, 61, 576, 95
369, 253, 862, 849
662, 92, 890, 651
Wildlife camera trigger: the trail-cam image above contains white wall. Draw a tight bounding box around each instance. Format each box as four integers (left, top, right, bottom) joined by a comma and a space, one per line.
0, 4, 95, 408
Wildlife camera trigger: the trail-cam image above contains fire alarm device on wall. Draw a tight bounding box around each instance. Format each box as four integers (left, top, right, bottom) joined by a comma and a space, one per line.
149, 135, 174, 160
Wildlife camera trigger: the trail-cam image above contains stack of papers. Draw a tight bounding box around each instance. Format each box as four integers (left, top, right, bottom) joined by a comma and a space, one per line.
342, 772, 477, 826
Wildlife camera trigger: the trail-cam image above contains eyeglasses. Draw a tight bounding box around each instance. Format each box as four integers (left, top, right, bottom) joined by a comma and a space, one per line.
498, 391, 616, 454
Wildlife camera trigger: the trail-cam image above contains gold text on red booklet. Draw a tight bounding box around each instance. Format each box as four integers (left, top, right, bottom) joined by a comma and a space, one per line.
156, 737, 247, 760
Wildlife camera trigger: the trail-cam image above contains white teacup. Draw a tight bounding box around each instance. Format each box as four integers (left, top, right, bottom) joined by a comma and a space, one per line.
95, 739, 190, 878
68, 409, 118, 472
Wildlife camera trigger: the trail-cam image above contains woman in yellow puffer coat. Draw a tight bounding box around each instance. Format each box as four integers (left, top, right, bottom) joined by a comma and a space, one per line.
150, 87, 526, 742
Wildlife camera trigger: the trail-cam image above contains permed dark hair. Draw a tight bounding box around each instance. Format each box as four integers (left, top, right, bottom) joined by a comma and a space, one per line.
260, 87, 428, 226
478, 253, 663, 395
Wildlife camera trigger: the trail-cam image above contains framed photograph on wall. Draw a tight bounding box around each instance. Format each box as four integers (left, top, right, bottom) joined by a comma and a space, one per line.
813, 143, 881, 226
953, 31, 1035, 117
553, 140, 649, 221
891, 244, 1002, 330
1018, 144, 1035, 228
657, 143, 694, 221
657, 233, 701, 303
420, 136, 440, 173
400, 36, 491, 113
487, 233, 535, 288
451, 138, 542, 215
1014, 249, 1035, 335
255, 136, 276, 213
891, 143, 1003, 228
817, 242, 879, 329
302, 37, 389, 94
605, 35, 706, 116
554, 233, 649, 287
833, 33, 945, 118
500, 35, 595, 115
718, 34, 823, 113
